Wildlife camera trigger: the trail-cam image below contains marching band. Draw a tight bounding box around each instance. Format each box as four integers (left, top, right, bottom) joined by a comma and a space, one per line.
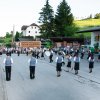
0, 45, 99, 81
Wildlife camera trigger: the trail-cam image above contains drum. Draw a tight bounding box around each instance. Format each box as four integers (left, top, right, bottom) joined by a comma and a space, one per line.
45, 51, 50, 56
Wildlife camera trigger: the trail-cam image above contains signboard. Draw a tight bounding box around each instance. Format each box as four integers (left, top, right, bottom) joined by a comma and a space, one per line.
20, 41, 41, 48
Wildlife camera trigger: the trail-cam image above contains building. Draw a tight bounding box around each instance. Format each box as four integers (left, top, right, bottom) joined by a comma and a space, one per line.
50, 37, 84, 48
77, 26, 100, 48
21, 23, 40, 38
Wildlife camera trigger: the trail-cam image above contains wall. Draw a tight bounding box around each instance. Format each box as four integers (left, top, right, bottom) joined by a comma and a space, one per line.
91, 32, 100, 48
25, 26, 40, 38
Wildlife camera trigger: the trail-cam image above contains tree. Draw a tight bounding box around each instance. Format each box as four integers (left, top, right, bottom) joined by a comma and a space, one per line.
15, 31, 23, 41
38, 0, 54, 38
4, 32, 12, 47
55, 0, 77, 37
15, 31, 20, 41
6, 32, 12, 38
0, 37, 4, 43
89, 14, 92, 19
94, 13, 100, 19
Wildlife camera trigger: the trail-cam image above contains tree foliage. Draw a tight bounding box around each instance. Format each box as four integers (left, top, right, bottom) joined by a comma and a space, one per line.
55, 0, 77, 37
15, 31, 20, 41
38, 0, 54, 38
6, 32, 12, 38
0, 38, 4, 43
94, 13, 100, 19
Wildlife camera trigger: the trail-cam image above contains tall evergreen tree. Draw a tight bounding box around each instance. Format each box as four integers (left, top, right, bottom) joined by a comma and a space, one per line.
55, 0, 76, 37
15, 31, 20, 41
38, 0, 54, 38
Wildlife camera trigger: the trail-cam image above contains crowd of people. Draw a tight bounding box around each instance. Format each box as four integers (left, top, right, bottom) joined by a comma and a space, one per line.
0, 46, 100, 81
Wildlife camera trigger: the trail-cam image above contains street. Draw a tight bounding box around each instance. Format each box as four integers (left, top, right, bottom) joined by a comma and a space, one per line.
0, 53, 100, 100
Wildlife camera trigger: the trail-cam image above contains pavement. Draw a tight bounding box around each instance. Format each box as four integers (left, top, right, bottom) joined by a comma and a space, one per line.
0, 53, 100, 100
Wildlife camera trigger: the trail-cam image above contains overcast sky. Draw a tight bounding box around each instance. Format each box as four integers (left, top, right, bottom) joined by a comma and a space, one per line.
0, 0, 100, 36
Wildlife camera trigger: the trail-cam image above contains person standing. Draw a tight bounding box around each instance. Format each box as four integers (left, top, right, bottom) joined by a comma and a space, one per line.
55, 52, 63, 77
61, 51, 65, 66
66, 54, 72, 72
41, 50, 45, 59
73, 54, 80, 75
88, 54, 94, 73
28, 54, 37, 79
49, 49, 53, 63
0, 49, 2, 56
97, 50, 100, 62
3, 53, 13, 81
87, 50, 91, 59
81, 48, 85, 59
26, 48, 29, 56
17, 50, 20, 56
36, 51, 40, 59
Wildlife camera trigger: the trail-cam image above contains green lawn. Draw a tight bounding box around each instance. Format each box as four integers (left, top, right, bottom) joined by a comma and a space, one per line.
74, 19, 100, 28
74, 19, 100, 38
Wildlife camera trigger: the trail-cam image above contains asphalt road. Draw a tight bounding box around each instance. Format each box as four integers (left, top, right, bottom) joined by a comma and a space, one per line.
0, 53, 100, 100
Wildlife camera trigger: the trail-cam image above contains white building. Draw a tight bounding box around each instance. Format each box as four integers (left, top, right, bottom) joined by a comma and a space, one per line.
21, 23, 40, 38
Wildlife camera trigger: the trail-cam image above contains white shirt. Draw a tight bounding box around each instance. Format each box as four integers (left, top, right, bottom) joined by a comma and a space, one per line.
88, 57, 94, 62
74, 57, 80, 62
28, 58, 37, 64
67, 56, 72, 62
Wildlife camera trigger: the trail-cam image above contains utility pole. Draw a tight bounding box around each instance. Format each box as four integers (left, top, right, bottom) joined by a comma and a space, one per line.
11, 25, 15, 47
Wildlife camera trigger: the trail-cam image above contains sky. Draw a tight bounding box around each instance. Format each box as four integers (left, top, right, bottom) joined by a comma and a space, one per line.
0, 0, 100, 37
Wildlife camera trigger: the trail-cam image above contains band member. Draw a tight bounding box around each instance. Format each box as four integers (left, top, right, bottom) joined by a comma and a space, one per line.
49, 50, 53, 63
61, 51, 65, 66
26, 48, 30, 56
28, 54, 37, 79
74, 48, 79, 56
41, 50, 45, 59
0, 50, 2, 56
17, 50, 20, 56
3, 53, 13, 81
66, 54, 72, 72
81, 48, 85, 59
97, 50, 100, 62
87, 50, 91, 59
55, 52, 63, 77
88, 54, 94, 73
74, 54, 80, 75
36, 51, 40, 59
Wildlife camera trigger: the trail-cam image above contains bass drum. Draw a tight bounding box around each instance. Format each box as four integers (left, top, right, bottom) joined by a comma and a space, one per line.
45, 51, 50, 56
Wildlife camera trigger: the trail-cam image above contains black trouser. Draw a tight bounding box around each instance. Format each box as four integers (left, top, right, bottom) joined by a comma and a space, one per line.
49, 55, 53, 63
81, 53, 84, 59
17, 52, 20, 56
30, 66, 35, 79
26, 52, 28, 56
5, 66, 11, 81
36, 54, 40, 59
